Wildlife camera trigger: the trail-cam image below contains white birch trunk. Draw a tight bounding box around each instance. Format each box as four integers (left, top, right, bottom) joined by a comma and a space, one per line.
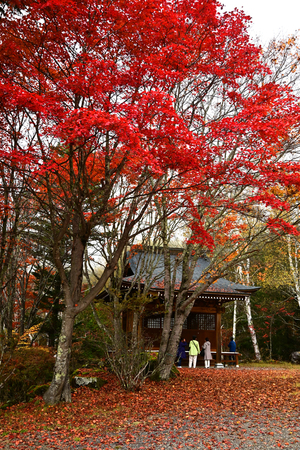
287, 236, 300, 307
232, 300, 237, 340
237, 261, 261, 361
245, 295, 261, 361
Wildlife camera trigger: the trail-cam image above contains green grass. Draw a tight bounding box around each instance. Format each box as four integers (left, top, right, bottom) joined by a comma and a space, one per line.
240, 361, 300, 369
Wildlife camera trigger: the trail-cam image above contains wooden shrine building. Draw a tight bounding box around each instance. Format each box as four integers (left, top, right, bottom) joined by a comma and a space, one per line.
121, 248, 260, 367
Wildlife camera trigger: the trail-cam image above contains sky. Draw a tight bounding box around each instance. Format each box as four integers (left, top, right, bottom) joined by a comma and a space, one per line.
220, 0, 300, 45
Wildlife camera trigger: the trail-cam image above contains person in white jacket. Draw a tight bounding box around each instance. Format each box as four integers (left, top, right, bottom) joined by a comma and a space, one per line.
202, 337, 212, 368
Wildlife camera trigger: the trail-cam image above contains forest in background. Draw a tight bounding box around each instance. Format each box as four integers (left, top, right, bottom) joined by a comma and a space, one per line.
223, 237, 300, 361
3, 234, 300, 362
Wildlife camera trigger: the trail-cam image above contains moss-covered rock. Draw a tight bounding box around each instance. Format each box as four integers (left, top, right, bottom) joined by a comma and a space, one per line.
0, 348, 55, 406
71, 375, 107, 389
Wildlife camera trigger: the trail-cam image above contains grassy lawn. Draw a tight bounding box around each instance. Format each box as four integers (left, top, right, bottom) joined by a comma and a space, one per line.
240, 361, 300, 370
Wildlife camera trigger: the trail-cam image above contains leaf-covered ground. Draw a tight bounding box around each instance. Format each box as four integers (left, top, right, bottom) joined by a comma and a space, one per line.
1, 367, 300, 449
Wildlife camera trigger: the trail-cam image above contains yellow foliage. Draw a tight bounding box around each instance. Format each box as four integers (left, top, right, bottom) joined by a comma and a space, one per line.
16, 323, 43, 348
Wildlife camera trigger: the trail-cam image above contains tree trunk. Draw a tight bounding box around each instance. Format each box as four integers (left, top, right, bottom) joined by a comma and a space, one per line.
269, 316, 273, 360
237, 262, 261, 361
6, 291, 14, 344
287, 236, 300, 307
0, 316, 4, 351
43, 309, 75, 405
159, 305, 193, 380
244, 295, 261, 361
158, 246, 173, 363
113, 295, 123, 353
215, 306, 222, 366
132, 310, 142, 348
159, 313, 185, 380
20, 294, 26, 336
232, 299, 237, 340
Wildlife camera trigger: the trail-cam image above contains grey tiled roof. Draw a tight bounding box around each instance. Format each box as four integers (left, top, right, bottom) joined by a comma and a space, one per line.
123, 250, 260, 295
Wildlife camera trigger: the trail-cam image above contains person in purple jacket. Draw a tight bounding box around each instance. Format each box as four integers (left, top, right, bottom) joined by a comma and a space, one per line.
176, 338, 187, 368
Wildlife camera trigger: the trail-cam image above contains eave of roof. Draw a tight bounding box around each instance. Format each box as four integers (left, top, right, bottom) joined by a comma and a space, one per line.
122, 249, 260, 297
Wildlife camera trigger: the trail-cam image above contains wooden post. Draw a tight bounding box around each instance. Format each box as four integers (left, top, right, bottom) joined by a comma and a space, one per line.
215, 306, 224, 368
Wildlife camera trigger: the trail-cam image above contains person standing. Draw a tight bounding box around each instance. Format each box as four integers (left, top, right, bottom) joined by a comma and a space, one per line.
202, 337, 212, 368
189, 335, 200, 368
228, 337, 236, 365
177, 338, 187, 368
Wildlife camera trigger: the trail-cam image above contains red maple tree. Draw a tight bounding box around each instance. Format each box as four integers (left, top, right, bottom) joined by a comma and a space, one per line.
0, 0, 300, 403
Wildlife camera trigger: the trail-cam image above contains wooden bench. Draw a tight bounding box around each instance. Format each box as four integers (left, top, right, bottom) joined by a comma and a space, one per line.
211, 351, 241, 367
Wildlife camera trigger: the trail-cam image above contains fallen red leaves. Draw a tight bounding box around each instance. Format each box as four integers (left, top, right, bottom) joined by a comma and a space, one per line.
1, 368, 300, 449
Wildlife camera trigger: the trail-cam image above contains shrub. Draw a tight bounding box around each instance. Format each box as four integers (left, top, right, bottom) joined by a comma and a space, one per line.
0, 347, 55, 407
105, 332, 157, 391
70, 337, 106, 372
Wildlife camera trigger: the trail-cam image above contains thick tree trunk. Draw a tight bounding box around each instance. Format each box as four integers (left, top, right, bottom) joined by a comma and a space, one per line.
159, 305, 193, 380
43, 309, 75, 405
159, 313, 185, 380
158, 246, 173, 362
